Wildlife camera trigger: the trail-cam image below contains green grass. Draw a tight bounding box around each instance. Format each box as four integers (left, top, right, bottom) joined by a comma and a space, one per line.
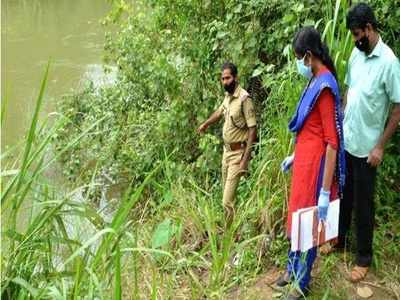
0, 65, 162, 299
2, 0, 400, 299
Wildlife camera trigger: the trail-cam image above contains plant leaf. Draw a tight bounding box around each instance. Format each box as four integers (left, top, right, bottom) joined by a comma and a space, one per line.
151, 218, 175, 248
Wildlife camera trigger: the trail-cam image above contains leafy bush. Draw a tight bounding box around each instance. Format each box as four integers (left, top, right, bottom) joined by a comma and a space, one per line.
55, 0, 400, 236
4, 0, 399, 298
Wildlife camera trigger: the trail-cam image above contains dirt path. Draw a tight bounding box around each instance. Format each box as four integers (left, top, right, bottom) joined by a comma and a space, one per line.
226, 258, 398, 300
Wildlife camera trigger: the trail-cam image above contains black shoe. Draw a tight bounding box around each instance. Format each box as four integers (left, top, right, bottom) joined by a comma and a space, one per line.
275, 272, 291, 288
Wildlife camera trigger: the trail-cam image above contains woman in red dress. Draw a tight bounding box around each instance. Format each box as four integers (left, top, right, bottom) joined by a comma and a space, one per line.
275, 27, 346, 300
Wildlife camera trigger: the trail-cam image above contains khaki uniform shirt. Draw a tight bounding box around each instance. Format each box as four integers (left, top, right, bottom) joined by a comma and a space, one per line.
217, 85, 256, 144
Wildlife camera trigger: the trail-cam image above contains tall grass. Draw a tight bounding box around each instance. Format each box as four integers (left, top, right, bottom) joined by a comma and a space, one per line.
320, 0, 353, 85
0, 65, 164, 299
2, 1, 399, 299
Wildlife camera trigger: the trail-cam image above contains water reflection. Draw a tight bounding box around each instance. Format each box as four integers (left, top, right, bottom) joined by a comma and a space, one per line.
1, 0, 112, 149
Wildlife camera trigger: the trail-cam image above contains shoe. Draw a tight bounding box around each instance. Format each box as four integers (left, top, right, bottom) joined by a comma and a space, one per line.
275, 272, 291, 288
320, 241, 345, 255
349, 265, 369, 283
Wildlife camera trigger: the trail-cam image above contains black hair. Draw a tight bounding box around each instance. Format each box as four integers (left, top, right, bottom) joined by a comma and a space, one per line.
292, 26, 337, 79
346, 2, 378, 31
221, 62, 238, 77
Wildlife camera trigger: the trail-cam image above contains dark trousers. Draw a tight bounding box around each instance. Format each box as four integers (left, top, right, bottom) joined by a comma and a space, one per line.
339, 151, 377, 267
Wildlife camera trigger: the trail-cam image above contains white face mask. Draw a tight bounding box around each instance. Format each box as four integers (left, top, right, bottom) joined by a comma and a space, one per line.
296, 54, 313, 79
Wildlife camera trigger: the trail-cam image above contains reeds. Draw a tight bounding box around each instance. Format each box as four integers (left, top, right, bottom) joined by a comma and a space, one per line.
2, 1, 399, 299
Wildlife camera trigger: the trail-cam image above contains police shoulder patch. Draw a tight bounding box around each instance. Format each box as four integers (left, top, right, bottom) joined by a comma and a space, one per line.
240, 91, 249, 102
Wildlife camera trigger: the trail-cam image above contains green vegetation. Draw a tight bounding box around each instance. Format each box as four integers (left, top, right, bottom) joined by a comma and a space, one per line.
2, 0, 399, 299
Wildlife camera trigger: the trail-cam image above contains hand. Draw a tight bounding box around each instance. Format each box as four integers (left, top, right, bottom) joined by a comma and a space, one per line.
367, 145, 384, 167
317, 188, 330, 221
239, 159, 249, 175
197, 123, 208, 134
280, 154, 294, 173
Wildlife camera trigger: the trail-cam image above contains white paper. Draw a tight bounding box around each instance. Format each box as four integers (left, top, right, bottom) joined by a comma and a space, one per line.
299, 209, 315, 251
290, 206, 314, 252
324, 199, 340, 241
291, 211, 300, 252
291, 199, 340, 252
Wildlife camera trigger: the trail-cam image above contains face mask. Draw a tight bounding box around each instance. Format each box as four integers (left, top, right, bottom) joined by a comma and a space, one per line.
224, 81, 236, 94
296, 55, 313, 79
355, 34, 370, 52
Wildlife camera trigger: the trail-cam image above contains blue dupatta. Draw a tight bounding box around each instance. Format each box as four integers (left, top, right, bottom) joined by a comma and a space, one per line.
288, 72, 346, 193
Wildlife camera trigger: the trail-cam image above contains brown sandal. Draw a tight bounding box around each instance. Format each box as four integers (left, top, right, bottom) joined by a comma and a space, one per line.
320, 241, 344, 255
320, 243, 334, 255
350, 265, 369, 282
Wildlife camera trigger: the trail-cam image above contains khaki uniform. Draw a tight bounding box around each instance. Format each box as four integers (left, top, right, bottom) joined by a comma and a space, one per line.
216, 85, 256, 223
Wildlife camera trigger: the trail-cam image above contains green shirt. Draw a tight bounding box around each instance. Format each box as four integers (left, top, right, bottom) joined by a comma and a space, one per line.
344, 37, 400, 158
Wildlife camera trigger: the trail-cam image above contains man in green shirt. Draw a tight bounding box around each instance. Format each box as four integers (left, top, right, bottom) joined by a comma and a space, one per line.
338, 3, 400, 282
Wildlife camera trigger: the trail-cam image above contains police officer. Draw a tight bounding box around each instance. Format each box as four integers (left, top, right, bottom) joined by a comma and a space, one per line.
197, 62, 257, 225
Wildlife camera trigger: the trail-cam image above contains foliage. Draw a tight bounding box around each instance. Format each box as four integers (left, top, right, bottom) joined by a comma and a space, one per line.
3, 0, 399, 299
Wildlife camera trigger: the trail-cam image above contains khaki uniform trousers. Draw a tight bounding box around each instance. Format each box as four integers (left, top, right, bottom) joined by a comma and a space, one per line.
221, 148, 245, 224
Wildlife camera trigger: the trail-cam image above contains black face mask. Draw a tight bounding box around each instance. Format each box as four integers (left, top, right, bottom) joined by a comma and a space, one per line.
355, 35, 370, 53
223, 81, 236, 94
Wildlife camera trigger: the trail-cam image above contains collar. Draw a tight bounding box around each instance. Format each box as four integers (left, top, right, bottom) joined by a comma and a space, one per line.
367, 36, 383, 58
225, 85, 241, 100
